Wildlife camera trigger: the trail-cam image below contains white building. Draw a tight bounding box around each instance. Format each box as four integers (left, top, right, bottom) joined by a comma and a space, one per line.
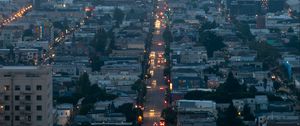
0, 66, 53, 126
55, 103, 73, 126
176, 100, 217, 126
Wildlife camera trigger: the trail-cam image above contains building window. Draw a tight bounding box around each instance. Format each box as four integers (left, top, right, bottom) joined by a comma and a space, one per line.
36, 105, 42, 111
15, 106, 19, 111
15, 85, 20, 91
15, 116, 20, 121
4, 74, 11, 77
36, 95, 42, 101
36, 85, 42, 90
4, 116, 10, 121
25, 95, 31, 101
4, 95, 9, 101
25, 85, 31, 91
4, 105, 9, 111
27, 116, 31, 121
4, 85, 9, 91
25, 106, 31, 111
36, 116, 42, 121
15, 95, 20, 101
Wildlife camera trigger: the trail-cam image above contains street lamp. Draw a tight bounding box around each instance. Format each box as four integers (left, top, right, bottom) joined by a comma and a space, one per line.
138, 115, 143, 124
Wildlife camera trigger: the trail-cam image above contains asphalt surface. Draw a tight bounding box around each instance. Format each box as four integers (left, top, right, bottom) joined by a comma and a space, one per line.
143, 1, 167, 125
143, 28, 166, 126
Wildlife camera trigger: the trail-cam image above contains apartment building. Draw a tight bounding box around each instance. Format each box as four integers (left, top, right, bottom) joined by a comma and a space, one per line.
176, 100, 217, 126
0, 66, 53, 126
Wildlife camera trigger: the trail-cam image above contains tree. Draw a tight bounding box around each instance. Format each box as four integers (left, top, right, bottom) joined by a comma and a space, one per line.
79, 84, 117, 115
79, 104, 93, 115
132, 79, 147, 105
56, 96, 79, 105
90, 0, 104, 5
76, 72, 91, 97
53, 21, 65, 30
0, 56, 5, 64
90, 28, 108, 52
203, 4, 209, 13
107, 28, 116, 52
199, 21, 218, 32
113, 8, 125, 25
248, 85, 257, 94
217, 103, 244, 126
273, 81, 281, 91
269, 28, 281, 34
287, 27, 294, 33
22, 29, 33, 38
172, 19, 185, 24
90, 55, 103, 71
297, 91, 300, 101
116, 103, 138, 122
218, 72, 244, 93
131, 79, 142, 91
129, 8, 135, 13
163, 25, 173, 43
184, 90, 234, 103
249, 41, 281, 69
195, 15, 206, 21
52, 18, 69, 31
234, 21, 254, 41
263, 78, 268, 91
287, 36, 300, 51
131, 79, 147, 97
242, 105, 255, 121
161, 107, 177, 124
204, 75, 208, 84
197, 31, 225, 57
163, 67, 170, 77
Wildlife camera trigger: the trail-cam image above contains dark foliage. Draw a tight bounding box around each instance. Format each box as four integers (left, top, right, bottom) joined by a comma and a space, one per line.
76, 73, 117, 115
90, 28, 108, 52
163, 25, 173, 43
197, 31, 225, 57
161, 107, 177, 124
115, 103, 138, 122
89, 55, 103, 71
113, 8, 125, 24
217, 103, 244, 126
242, 105, 255, 121
234, 21, 254, 41
286, 36, 300, 51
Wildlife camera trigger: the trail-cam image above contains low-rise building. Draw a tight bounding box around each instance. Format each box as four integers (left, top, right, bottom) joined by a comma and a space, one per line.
255, 95, 269, 111
171, 68, 205, 91
176, 100, 217, 126
55, 103, 73, 126
256, 112, 300, 126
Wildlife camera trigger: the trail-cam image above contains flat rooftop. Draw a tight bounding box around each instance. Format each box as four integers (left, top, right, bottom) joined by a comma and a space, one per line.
0, 66, 38, 70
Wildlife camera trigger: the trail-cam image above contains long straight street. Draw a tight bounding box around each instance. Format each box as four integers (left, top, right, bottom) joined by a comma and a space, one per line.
0, 4, 32, 28
143, 0, 169, 126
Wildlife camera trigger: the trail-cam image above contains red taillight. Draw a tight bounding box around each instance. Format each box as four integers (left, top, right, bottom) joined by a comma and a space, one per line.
160, 120, 165, 126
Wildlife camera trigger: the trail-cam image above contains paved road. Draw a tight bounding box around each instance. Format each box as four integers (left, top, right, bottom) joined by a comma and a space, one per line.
143, 1, 168, 125
143, 30, 166, 126
0, 4, 32, 28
